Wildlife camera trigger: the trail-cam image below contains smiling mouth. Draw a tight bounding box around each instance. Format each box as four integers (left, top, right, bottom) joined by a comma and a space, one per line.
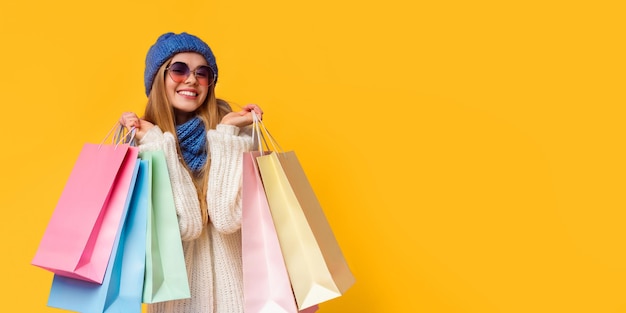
178, 90, 198, 97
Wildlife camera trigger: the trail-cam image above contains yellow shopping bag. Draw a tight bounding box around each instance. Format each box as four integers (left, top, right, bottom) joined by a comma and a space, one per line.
254, 115, 355, 310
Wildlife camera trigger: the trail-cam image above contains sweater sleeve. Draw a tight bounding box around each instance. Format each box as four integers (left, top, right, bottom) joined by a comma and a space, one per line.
139, 126, 204, 241
206, 124, 253, 234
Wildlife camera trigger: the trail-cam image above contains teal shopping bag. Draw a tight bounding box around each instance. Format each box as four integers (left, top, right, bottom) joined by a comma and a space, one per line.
47, 160, 147, 313
140, 150, 191, 303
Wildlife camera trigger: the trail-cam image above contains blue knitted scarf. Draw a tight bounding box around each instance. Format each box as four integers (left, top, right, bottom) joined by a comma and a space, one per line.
176, 116, 207, 173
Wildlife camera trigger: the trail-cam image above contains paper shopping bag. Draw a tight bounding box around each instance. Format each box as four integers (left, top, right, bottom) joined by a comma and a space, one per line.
104, 159, 149, 312
47, 159, 146, 313
140, 150, 191, 303
256, 151, 355, 310
243, 151, 304, 313
32, 143, 138, 284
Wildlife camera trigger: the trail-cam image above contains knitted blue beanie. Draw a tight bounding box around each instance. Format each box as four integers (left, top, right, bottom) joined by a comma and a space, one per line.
144, 32, 218, 96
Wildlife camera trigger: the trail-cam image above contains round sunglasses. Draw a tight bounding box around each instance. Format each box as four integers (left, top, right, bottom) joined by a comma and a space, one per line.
165, 62, 216, 86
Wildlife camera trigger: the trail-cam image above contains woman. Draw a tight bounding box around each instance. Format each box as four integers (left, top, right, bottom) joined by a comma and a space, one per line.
120, 32, 262, 313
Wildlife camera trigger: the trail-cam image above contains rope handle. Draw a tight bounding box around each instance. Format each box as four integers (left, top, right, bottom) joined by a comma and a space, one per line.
99, 122, 136, 149
251, 112, 284, 155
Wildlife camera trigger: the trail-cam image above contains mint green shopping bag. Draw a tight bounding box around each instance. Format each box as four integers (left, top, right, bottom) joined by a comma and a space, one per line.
140, 150, 191, 303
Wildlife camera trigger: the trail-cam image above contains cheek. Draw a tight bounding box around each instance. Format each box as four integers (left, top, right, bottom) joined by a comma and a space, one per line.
164, 78, 176, 92
199, 88, 210, 102
164, 79, 178, 101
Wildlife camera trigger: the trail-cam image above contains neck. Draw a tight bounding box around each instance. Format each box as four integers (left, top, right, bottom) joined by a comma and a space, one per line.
174, 109, 196, 125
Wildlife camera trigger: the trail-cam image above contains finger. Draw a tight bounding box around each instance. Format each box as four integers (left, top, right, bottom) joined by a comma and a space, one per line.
119, 112, 130, 125
123, 116, 135, 128
120, 112, 140, 129
243, 104, 259, 112
245, 109, 261, 120
243, 104, 263, 118
254, 107, 263, 119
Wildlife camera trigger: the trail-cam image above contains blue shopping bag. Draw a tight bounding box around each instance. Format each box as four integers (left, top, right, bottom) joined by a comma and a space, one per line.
47, 160, 148, 313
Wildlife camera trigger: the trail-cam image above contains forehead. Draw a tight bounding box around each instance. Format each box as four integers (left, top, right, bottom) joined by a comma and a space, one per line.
170, 52, 208, 66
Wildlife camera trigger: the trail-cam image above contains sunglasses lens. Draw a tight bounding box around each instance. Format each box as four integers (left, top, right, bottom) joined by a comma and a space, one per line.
167, 62, 215, 86
195, 66, 214, 86
168, 62, 190, 83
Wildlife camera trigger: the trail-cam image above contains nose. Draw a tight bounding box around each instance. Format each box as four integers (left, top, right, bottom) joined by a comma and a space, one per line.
183, 71, 198, 85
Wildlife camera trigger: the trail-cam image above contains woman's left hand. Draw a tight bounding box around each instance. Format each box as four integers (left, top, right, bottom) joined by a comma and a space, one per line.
220, 104, 264, 127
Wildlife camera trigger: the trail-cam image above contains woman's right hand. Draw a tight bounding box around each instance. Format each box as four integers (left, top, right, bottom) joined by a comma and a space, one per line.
119, 112, 154, 141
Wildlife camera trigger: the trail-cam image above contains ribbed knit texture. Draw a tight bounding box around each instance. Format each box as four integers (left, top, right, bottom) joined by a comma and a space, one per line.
176, 117, 207, 173
138, 124, 252, 313
144, 32, 218, 96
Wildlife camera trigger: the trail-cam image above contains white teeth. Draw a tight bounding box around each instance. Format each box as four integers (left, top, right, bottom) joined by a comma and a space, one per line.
178, 91, 197, 96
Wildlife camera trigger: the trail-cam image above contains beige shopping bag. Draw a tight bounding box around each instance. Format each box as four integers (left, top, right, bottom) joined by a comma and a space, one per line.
256, 148, 355, 310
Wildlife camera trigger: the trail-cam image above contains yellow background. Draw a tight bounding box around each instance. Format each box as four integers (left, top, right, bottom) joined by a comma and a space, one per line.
1, 0, 625, 312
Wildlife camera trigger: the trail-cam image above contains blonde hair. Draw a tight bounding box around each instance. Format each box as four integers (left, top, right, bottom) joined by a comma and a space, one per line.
143, 58, 232, 225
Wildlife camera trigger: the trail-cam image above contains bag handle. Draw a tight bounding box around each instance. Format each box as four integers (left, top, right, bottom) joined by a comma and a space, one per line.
251, 112, 284, 155
251, 111, 263, 153
99, 123, 136, 149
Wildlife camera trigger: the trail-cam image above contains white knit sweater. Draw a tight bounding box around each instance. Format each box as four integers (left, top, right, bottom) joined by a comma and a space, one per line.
138, 123, 253, 313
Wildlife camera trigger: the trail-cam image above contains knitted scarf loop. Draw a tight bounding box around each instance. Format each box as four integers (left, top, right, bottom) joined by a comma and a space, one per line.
176, 116, 207, 173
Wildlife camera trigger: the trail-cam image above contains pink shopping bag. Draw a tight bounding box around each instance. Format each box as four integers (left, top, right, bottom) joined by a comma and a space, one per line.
32, 143, 139, 284
47, 160, 147, 313
252, 114, 355, 310
243, 150, 305, 313
243, 114, 320, 313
